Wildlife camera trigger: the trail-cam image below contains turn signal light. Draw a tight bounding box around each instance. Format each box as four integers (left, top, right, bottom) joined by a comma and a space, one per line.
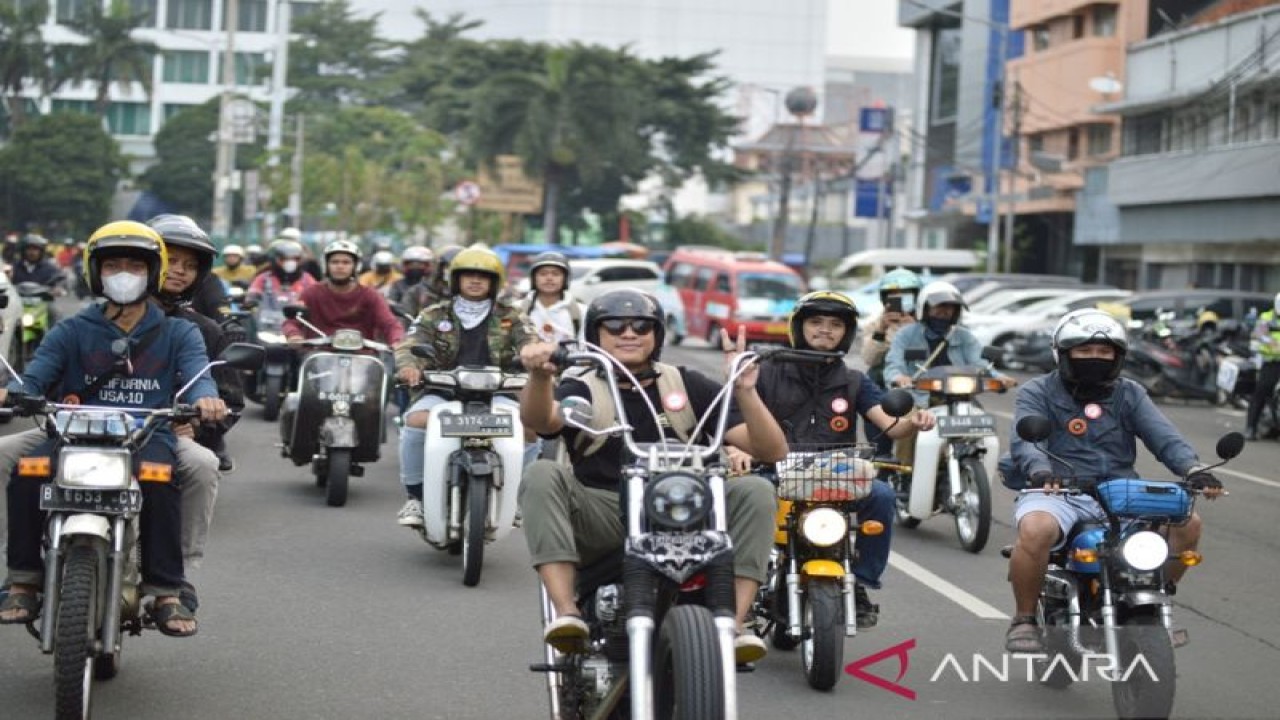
1179, 550, 1203, 566
915, 379, 942, 392
1072, 548, 1098, 564
137, 462, 172, 483
17, 456, 51, 477
859, 520, 885, 536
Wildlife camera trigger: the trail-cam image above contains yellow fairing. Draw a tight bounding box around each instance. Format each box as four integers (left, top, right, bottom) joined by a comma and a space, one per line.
774, 499, 793, 545
801, 560, 845, 579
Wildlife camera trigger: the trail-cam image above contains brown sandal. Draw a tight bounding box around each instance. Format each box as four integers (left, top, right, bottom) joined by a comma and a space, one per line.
1005, 615, 1043, 653
0, 590, 39, 625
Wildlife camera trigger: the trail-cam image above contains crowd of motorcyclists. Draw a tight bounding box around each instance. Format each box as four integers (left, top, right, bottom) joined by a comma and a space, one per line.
0, 217, 1256, 715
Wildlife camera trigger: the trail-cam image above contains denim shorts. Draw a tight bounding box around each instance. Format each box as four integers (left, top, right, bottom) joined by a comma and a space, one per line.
1012, 493, 1107, 550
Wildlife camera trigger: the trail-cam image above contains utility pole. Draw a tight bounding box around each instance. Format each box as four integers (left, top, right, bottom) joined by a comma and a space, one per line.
264, 0, 291, 240
1002, 76, 1021, 273
985, 26, 1006, 274
288, 114, 304, 230
212, 0, 239, 240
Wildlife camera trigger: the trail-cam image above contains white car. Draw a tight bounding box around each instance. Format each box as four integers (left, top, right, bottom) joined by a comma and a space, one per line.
963, 289, 1133, 364
966, 287, 1081, 315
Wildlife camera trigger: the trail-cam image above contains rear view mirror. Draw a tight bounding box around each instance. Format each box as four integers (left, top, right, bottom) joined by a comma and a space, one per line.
880, 389, 915, 418
904, 348, 927, 362
560, 396, 594, 426
219, 342, 266, 371
1216, 432, 1244, 461
1016, 415, 1053, 443
410, 344, 437, 360
282, 304, 306, 320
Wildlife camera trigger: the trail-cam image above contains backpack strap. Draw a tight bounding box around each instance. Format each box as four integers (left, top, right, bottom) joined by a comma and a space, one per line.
573, 362, 696, 457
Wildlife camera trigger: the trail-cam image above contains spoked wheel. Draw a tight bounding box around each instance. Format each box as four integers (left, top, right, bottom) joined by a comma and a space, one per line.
953, 457, 991, 553
261, 375, 283, 421
769, 558, 798, 651
461, 477, 488, 587
653, 605, 725, 720
1111, 616, 1176, 720
55, 545, 99, 720
325, 449, 351, 507
1035, 604, 1078, 690
800, 580, 846, 691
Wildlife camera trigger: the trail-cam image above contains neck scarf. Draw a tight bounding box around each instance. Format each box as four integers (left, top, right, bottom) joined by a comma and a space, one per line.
454, 297, 492, 330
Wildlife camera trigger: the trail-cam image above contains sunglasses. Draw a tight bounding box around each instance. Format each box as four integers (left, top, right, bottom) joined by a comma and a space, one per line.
599, 318, 656, 336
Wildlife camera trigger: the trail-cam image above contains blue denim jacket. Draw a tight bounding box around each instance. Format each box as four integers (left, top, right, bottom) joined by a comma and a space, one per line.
883, 323, 1000, 406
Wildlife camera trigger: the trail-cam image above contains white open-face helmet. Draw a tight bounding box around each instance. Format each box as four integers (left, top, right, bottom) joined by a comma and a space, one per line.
402, 246, 433, 263
1052, 308, 1128, 383
916, 280, 966, 321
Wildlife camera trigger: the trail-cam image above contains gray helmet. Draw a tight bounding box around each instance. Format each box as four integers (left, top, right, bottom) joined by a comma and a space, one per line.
1051, 308, 1128, 384
528, 251, 571, 288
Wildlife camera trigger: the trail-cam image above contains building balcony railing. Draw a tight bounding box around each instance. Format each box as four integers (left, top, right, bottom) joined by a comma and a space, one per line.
1108, 137, 1280, 206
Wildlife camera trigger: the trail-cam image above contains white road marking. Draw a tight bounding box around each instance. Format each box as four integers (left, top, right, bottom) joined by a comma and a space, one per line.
889, 550, 1009, 620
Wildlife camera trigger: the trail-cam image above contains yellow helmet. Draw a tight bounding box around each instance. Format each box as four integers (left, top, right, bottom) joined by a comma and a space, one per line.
448, 245, 505, 298
83, 221, 168, 299
788, 291, 859, 353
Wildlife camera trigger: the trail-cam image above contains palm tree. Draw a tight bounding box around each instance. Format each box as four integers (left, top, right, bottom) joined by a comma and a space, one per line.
467, 44, 642, 244
58, 0, 158, 121
0, 0, 54, 133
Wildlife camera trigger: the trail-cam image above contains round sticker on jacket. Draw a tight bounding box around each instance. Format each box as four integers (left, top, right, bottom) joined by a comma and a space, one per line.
830, 416, 850, 432
831, 397, 849, 414
436, 320, 453, 332
1067, 418, 1088, 436
1084, 403, 1103, 420
663, 392, 687, 412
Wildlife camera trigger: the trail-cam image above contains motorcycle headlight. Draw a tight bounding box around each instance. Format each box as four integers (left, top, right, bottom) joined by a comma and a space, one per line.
57, 449, 131, 490
943, 376, 978, 395
457, 370, 501, 391
800, 507, 848, 547
21, 313, 33, 327
1120, 531, 1169, 572
331, 329, 364, 351
644, 473, 710, 529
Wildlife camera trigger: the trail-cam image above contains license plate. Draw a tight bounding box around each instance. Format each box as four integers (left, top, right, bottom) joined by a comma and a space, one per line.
764, 323, 789, 335
438, 412, 514, 438
39, 485, 141, 514
936, 414, 997, 438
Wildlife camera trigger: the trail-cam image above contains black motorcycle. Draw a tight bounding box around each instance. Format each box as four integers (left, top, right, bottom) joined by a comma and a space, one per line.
1122, 314, 1219, 403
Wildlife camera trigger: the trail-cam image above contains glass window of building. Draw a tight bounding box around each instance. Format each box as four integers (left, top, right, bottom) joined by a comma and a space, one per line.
1028, 133, 1044, 153
56, 0, 93, 23
220, 52, 266, 85
1086, 124, 1112, 156
164, 103, 195, 121
1092, 5, 1117, 37
1031, 25, 1050, 51
167, 0, 212, 30
162, 50, 210, 84
226, 0, 268, 32
1071, 14, 1085, 39
931, 27, 960, 124
290, 1, 319, 21
1125, 113, 1165, 155
107, 102, 151, 135
1067, 127, 1079, 159
129, 0, 157, 27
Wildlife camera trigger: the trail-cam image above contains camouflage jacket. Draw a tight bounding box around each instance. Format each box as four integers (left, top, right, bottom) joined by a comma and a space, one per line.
395, 296, 537, 373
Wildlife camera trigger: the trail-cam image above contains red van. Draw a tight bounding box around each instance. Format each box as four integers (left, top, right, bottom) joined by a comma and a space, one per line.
663, 248, 807, 344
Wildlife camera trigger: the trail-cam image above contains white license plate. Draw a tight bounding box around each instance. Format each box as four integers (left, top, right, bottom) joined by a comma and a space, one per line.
39, 485, 141, 514
936, 414, 997, 438
438, 412, 514, 438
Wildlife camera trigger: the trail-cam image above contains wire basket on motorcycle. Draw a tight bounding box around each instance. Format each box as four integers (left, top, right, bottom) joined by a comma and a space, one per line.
773, 443, 878, 503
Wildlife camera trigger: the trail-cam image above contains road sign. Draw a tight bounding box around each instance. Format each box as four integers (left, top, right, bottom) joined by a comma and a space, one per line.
454, 180, 482, 206
476, 155, 543, 214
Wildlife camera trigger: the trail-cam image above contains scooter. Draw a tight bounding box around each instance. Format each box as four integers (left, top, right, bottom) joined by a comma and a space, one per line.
878, 345, 1004, 553
0, 343, 264, 720
278, 306, 389, 507
250, 290, 303, 421
15, 281, 56, 372
405, 344, 526, 586
1123, 313, 1219, 403
1008, 415, 1242, 720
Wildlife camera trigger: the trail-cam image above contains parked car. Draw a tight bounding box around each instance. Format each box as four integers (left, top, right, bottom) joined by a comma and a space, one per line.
964, 289, 1133, 367
528, 258, 685, 346
966, 287, 1082, 316
950, 274, 1098, 306
663, 247, 806, 344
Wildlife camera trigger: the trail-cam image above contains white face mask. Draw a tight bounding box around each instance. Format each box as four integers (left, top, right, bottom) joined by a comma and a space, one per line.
102, 271, 148, 305
281, 260, 298, 274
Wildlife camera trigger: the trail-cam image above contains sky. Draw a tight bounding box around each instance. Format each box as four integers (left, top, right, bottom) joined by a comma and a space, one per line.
362, 0, 916, 60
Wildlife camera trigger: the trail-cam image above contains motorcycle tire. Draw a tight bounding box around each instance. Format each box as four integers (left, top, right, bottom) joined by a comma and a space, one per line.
1111, 615, 1176, 720
800, 580, 845, 691
261, 375, 283, 422
770, 564, 798, 651
1035, 604, 1078, 689
653, 605, 726, 720
325, 449, 351, 507
461, 477, 487, 587
953, 457, 991, 553
55, 545, 100, 720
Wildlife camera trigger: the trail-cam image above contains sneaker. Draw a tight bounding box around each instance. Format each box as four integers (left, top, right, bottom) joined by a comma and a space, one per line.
735, 633, 768, 664
217, 454, 236, 474
544, 614, 589, 653
854, 584, 879, 630
396, 498, 425, 527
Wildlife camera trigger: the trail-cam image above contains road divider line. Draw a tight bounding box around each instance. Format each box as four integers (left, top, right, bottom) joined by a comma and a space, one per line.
888, 551, 1009, 620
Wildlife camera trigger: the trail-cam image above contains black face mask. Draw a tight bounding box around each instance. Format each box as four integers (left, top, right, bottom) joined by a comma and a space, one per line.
1070, 358, 1115, 386
924, 317, 952, 336
404, 269, 425, 285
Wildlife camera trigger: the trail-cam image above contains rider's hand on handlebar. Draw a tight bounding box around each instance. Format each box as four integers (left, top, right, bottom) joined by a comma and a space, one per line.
194, 397, 228, 425
999, 376, 1018, 391
720, 326, 756, 391
892, 375, 913, 389
910, 408, 937, 432
397, 366, 423, 387
286, 335, 304, 346
1029, 471, 1060, 491
1188, 471, 1224, 497
725, 446, 754, 477
520, 341, 559, 377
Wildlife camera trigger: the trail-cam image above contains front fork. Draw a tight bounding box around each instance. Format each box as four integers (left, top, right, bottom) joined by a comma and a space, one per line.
783, 512, 859, 640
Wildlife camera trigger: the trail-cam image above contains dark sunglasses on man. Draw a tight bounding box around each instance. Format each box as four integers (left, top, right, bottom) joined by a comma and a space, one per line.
598, 318, 656, 336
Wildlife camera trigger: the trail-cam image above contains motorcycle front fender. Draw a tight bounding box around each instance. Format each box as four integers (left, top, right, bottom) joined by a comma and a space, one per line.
58, 513, 112, 542
320, 416, 358, 449
800, 559, 845, 579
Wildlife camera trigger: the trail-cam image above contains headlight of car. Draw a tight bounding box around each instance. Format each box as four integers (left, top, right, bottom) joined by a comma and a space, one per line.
644, 473, 710, 529
57, 449, 131, 490
1120, 531, 1169, 571
800, 507, 848, 547
943, 375, 978, 395
457, 370, 501, 391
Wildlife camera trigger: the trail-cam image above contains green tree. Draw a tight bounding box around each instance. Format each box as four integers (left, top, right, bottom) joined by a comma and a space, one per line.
58, 0, 158, 120
0, 0, 53, 134
287, 0, 395, 110
0, 112, 124, 235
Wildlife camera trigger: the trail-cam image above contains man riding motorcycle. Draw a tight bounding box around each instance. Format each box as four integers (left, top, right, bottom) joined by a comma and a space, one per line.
518, 289, 788, 664
0, 221, 228, 636
212, 243, 259, 288
387, 246, 434, 311
732, 291, 935, 628
359, 250, 402, 295
400, 244, 462, 319
246, 238, 316, 311
11, 234, 66, 327
281, 239, 404, 347
1001, 308, 1224, 653
860, 268, 923, 389
393, 245, 541, 528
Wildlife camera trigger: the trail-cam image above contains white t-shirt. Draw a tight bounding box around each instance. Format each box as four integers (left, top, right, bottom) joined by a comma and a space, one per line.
526, 293, 583, 343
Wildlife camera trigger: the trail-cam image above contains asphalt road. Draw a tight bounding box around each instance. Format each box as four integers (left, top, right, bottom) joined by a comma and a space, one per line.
0, 330, 1278, 719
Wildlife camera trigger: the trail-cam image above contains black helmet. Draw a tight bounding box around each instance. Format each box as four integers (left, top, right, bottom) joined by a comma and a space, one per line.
432, 244, 464, 286
583, 289, 666, 361
147, 214, 216, 301
528, 251, 571, 288
787, 291, 859, 353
